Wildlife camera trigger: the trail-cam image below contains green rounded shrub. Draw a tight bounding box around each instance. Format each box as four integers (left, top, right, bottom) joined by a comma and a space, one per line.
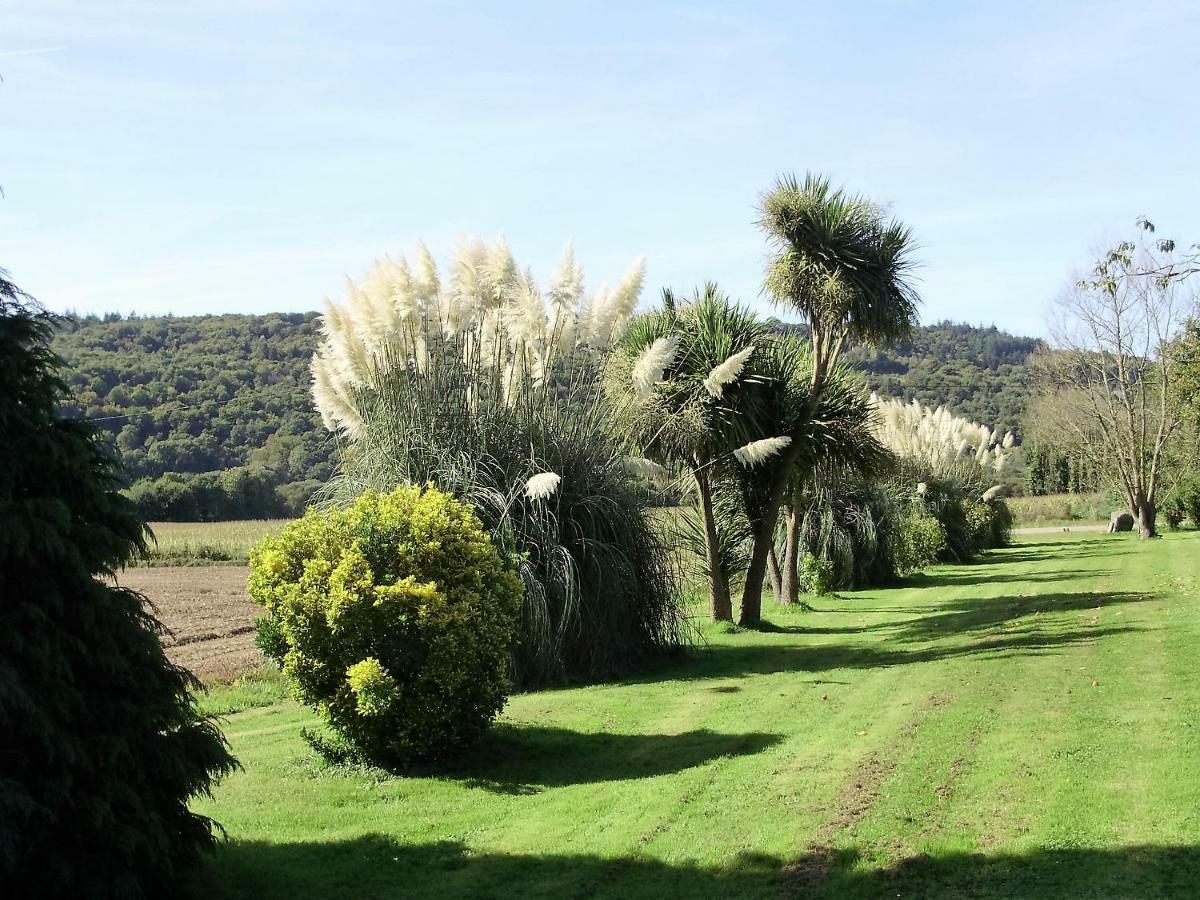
894, 514, 947, 575
249, 486, 524, 767
798, 552, 836, 596
964, 500, 994, 554
985, 499, 1013, 547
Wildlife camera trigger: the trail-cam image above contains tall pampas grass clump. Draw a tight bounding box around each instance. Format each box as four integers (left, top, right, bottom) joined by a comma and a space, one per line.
870, 394, 1018, 489
308, 237, 685, 685
869, 394, 1016, 561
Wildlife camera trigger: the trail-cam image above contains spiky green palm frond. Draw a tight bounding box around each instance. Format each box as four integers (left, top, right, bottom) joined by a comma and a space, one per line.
758, 172, 920, 346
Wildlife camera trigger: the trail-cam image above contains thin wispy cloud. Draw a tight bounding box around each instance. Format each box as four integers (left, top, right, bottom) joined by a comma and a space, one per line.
0, 46, 66, 58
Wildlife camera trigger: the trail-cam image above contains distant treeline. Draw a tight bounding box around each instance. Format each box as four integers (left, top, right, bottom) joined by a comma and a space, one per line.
52, 312, 336, 520
54, 312, 1042, 519
841, 319, 1041, 434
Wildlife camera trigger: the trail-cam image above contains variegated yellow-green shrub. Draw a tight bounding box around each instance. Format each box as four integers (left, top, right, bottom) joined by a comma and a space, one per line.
248, 485, 523, 767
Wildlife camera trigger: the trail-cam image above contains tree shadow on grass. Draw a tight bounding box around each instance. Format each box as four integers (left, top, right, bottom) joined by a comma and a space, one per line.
910, 567, 1117, 589
189, 835, 1200, 899
763, 588, 1151, 638
882, 589, 1156, 643
680, 624, 1144, 682
989, 539, 1130, 566
424, 725, 783, 794
729, 588, 1152, 643
618, 586, 1155, 686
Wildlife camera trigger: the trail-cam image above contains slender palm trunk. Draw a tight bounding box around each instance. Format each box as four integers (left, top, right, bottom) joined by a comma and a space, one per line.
738, 451, 797, 626
695, 468, 733, 621
768, 547, 783, 602
781, 505, 801, 605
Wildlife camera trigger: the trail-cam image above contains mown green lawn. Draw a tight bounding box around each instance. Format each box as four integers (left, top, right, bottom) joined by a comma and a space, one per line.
189, 532, 1200, 899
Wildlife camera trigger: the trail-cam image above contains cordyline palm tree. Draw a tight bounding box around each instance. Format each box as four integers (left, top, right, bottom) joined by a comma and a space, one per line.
733, 339, 893, 605
608, 285, 766, 621
739, 173, 920, 626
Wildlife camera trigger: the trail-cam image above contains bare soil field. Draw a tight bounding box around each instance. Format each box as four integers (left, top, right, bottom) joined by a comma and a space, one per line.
116, 566, 261, 681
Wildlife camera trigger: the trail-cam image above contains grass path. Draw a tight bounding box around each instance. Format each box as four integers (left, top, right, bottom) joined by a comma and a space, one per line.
189, 532, 1200, 899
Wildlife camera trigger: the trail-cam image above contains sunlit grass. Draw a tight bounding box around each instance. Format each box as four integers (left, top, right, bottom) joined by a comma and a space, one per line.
190, 532, 1200, 898
140, 520, 291, 566
1006, 492, 1111, 527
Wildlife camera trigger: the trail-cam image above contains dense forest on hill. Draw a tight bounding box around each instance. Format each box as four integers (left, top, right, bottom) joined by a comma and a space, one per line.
52, 312, 337, 519
844, 320, 1042, 432
52, 313, 1040, 519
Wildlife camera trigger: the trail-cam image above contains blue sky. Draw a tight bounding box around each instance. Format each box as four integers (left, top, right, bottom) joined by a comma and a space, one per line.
3, 1, 1198, 336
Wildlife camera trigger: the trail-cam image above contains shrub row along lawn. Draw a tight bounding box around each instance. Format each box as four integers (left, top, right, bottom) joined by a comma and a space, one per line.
189, 532, 1200, 899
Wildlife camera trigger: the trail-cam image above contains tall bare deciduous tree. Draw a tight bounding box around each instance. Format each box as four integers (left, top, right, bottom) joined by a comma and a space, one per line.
1038, 220, 1197, 538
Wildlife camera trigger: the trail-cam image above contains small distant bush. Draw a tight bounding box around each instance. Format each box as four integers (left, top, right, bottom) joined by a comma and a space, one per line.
1163, 476, 1200, 530
1164, 503, 1186, 530
964, 500, 994, 553
248, 486, 524, 767
893, 514, 947, 575
798, 553, 836, 596
914, 480, 1008, 562
986, 499, 1013, 547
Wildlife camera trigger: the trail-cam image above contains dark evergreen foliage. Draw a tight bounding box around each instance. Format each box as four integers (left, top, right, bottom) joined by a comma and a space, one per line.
0, 278, 237, 898
1022, 442, 1102, 495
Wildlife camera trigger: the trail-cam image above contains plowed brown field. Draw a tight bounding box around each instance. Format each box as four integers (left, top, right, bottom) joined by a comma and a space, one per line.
116, 566, 261, 681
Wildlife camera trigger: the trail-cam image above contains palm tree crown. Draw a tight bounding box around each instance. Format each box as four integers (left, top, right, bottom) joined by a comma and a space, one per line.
758, 172, 920, 388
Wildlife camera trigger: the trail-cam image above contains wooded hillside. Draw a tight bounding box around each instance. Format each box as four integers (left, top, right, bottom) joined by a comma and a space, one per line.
53, 313, 1040, 518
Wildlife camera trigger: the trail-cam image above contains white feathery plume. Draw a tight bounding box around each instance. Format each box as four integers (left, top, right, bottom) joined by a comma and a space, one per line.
733, 436, 792, 468
310, 352, 365, 439
546, 242, 583, 354
383, 254, 417, 325
478, 309, 503, 367
982, 484, 1005, 502
604, 255, 646, 344
625, 457, 669, 487
449, 238, 482, 298
584, 282, 613, 347
548, 242, 583, 305
356, 261, 401, 350
413, 333, 429, 375
703, 345, 755, 398
525, 471, 561, 501
631, 336, 679, 399
346, 276, 378, 344
501, 359, 518, 407
483, 237, 517, 308
321, 298, 372, 387
310, 352, 341, 433
505, 267, 547, 353
869, 395, 1018, 479
412, 240, 440, 303
447, 238, 486, 335
313, 237, 649, 416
